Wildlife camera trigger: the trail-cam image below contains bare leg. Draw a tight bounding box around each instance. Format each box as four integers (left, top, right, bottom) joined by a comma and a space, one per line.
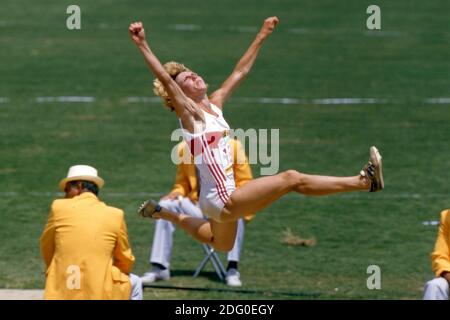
155, 208, 237, 252
145, 145, 383, 250
151, 171, 369, 247
220, 170, 370, 222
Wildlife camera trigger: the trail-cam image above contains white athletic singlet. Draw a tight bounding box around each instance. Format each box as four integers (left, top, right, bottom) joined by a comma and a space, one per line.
179, 103, 236, 221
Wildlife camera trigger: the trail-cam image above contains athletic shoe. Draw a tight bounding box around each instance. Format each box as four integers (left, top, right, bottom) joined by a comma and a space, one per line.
360, 146, 384, 192
225, 268, 242, 287
140, 268, 170, 286
138, 198, 161, 218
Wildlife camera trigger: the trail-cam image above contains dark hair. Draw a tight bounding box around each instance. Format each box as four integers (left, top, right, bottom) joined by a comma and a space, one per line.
68, 180, 99, 196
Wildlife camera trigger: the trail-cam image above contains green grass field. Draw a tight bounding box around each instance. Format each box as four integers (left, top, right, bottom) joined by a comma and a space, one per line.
1, 0, 449, 299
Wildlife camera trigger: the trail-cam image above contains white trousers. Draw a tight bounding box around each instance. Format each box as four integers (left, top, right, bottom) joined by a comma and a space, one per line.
149, 197, 245, 269
423, 277, 449, 300
129, 273, 143, 300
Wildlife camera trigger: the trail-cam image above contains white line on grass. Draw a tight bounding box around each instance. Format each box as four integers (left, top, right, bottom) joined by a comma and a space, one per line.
233, 26, 259, 33
0, 97, 10, 103
239, 97, 391, 105
362, 30, 403, 37
36, 96, 95, 103
423, 220, 439, 226
311, 98, 390, 105
171, 24, 263, 33
237, 97, 308, 105
287, 29, 403, 37
287, 28, 310, 35
0, 192, 19, 196
29, 96, 450, 106
171, 24, 202, 31
425, 98, 450, 104
166, 25, 406, 37
125, 96, 161, 103
125, 96, 391, 106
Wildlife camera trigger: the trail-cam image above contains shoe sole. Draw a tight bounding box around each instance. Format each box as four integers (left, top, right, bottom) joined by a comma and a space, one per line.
369, 146, 384, 191
139, 199, 158, 218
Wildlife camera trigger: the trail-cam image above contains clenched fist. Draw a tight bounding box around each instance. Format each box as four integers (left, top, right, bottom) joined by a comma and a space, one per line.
129, 21, 146, 45
258, 16, 279, 40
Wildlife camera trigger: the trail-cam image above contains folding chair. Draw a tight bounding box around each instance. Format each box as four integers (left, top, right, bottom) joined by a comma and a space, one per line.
193, 244, 227, 281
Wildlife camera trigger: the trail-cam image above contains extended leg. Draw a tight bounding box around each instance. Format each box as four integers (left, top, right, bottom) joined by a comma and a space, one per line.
220, 170, 368, 221
220, 146, 383, 222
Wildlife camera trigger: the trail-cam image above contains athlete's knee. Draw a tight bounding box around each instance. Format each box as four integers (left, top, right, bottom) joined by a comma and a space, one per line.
281, 170, 304, 189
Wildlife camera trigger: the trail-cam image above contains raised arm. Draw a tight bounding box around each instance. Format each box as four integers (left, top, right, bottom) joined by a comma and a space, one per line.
129, 22, 197, 119
209, 17, 279, 109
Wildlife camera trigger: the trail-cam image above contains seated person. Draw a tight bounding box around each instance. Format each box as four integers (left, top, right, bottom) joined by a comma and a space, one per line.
424, 208, 450, 300
40, 165, 142, 300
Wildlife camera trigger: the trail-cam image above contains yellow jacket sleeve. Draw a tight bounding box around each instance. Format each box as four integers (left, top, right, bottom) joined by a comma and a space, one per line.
170, 142, 191, 196
40, 205, 56, 270
113, 213, 135, 275
232, 139, 253, 188
171, 162, 190, 196
431, 210, 450, 277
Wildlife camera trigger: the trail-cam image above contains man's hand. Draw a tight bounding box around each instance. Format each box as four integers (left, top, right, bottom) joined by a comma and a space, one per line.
129, 21, 146, 46
258, 16, 279, 40
160, 192, 183, 201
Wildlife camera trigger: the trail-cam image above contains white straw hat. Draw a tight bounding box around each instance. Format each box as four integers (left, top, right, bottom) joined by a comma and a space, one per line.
59, 165, 105, 191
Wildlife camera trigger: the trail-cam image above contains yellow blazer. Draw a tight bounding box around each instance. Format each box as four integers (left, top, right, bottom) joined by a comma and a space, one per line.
40, 192, 135, 300
171, 138, 255, 222
431, 209, 450, 277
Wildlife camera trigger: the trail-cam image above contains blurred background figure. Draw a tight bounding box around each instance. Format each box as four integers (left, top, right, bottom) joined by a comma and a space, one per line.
423, 209, 450, 300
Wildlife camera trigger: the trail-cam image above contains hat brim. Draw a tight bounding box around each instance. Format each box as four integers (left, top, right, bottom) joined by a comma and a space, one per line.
59, 175, 105, 192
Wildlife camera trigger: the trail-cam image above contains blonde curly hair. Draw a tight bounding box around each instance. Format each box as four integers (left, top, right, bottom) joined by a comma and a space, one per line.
153, 61, 191, 111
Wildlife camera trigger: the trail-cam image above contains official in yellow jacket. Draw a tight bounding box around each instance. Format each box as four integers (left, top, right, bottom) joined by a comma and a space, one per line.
423, 209, 450, 299
141, 138, 253, 287
40, 165, 142, 300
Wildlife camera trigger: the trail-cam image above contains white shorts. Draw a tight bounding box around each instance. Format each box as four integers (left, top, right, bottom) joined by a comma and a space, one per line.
199, 181, 236, 222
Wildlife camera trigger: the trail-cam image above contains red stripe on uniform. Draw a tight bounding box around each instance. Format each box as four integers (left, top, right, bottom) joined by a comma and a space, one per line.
202, 146, 228, 204
205, 138, 231, 202
201, 136, 228, 204
205, 143, 227, 181
200, 138, 226, 201
201, 135, 228, 187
